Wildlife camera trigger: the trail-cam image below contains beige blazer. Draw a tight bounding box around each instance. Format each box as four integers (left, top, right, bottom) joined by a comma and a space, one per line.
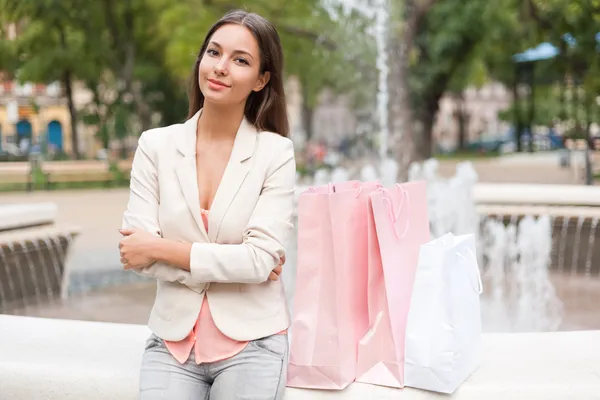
122, 110, 295, 342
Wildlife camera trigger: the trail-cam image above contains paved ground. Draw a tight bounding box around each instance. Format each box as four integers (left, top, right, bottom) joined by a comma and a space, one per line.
0, 188, 129, 273
435, 155, 580, 185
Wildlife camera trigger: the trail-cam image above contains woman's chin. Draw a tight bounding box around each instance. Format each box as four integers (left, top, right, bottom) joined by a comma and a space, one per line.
202, 94, 240, 107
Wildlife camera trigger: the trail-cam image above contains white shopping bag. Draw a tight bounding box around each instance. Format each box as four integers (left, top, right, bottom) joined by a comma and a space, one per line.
404, 233, 483, 394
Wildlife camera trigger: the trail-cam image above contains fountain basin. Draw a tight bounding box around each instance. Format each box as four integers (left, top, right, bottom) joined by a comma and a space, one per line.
473, 183, 600, 207
0, 202, 58, 231
480, 206, 600, 276
0, 203, 79, 312
0, 225, 80, 312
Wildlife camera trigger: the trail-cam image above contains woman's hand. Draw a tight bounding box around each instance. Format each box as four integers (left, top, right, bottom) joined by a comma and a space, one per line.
119, 228, 286, 279
118, 228, 161, 270
268, 254, 285, 281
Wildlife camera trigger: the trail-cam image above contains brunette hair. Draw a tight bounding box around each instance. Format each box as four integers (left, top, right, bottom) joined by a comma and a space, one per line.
187, 10, 289, 137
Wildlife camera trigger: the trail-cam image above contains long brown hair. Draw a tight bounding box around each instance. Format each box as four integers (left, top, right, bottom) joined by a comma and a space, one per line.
187, 10, 289, 138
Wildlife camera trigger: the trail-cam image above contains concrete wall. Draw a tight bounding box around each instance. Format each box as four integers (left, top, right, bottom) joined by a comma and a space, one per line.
0, 315, 599, 399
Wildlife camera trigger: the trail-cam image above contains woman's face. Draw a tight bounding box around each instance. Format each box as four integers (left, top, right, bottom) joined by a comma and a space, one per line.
198, 24, 270, 106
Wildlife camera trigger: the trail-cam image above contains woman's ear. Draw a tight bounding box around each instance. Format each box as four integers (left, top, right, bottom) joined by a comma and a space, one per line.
253, 71, 271, 92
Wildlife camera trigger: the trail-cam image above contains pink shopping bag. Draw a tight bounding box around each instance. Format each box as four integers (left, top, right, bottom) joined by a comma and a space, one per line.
287, 181, 380, 390
356, 181, 431, 388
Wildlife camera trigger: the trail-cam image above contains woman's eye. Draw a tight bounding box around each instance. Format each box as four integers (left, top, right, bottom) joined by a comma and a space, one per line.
235, 57, 249, 65
206, 49, 219, 56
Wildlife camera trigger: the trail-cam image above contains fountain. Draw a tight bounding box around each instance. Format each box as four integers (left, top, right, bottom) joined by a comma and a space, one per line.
294, 154, 600, 333
0, 203, 79, 313
480, 215, 563, 332
409, 159, 564, 331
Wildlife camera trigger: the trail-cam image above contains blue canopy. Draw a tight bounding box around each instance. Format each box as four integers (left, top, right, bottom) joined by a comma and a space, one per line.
513, 42, 559, 62
513, 33, 600, 62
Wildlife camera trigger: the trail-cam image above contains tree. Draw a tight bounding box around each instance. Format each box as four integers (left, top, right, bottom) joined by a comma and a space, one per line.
288, 6, 378, 143
386, 0, 439, 177
0, 0, 107, 158
385, 0, 547, 173
146, 0, 378, 144
530, 0, 600, 136
408, 0, 491, 157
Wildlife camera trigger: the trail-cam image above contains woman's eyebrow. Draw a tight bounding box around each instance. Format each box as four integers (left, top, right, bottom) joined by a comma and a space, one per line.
209, 41, 255, 60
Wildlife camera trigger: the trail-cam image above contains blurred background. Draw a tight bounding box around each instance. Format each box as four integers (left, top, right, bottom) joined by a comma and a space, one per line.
1, 0, 600, 333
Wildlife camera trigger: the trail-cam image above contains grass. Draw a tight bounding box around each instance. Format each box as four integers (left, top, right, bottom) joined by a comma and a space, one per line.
434, 150, 501, 160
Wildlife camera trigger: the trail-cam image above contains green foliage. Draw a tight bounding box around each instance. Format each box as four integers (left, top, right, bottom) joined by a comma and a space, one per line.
1, 0, 377, 147
150, 0, 377, 112
0, 0, 106, 84
498, 85, 563, 126
410, 0, 491, 108
3, 0, 597, 160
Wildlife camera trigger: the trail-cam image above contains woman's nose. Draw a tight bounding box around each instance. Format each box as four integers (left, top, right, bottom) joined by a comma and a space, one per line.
213, 61, 228, 76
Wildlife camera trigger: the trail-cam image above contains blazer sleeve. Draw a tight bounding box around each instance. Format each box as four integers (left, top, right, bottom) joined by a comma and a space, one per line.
189, 139, 296, 284
122, 132, 203, 292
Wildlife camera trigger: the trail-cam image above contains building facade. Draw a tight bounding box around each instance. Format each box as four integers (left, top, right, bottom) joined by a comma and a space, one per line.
0, 80, 72, 155
432, 83, 512, 151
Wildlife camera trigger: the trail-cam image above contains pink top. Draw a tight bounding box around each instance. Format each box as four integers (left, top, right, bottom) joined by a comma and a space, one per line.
164, 209, 285, 365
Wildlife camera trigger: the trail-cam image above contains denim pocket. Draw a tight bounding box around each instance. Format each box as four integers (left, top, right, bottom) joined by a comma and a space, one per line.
249, 334, 288, 360
144, 333, 163, 351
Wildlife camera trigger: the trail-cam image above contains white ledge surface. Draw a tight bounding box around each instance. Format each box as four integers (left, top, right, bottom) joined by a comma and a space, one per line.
1, 316, 600, 399
472, 183, 600, 206
297, 183, 600, 207
0, 202, 58, 231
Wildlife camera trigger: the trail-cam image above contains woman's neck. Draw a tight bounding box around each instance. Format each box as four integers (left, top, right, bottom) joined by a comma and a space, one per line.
196, 101, 245, 141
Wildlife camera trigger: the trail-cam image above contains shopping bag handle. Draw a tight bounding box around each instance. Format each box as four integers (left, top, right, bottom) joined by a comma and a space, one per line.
381, 184, 410, 239
305, 183, 336, 194
307, 182, 383, 198
356, 182, 383, 198
456, 248, 483, 294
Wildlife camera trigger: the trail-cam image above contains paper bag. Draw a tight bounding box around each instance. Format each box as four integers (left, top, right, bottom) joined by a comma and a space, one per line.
287, 181, 380, 390
356, 181, 431, 388
404, 233, 483, 394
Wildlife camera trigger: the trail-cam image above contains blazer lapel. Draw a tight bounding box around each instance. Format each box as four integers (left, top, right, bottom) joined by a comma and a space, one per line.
208, 117, 256, 242
174, 110, 209, 241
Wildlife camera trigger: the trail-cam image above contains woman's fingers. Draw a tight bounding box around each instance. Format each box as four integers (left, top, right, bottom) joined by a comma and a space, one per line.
269, 265, 283, 281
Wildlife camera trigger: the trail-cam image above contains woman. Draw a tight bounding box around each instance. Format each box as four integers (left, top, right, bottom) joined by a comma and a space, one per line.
118, 10, 295, 399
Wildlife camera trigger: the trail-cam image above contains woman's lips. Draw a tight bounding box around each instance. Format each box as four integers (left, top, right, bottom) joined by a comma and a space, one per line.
207, 78, 230, 90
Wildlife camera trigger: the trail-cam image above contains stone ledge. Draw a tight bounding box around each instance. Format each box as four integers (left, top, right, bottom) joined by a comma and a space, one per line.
0, 315, 599, 399
0, 202, 57, 231
473, 183, 600, 207
296, 183, 600, 207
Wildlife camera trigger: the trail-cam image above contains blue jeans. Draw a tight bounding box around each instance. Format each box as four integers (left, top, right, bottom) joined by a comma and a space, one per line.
139, 333, 288, 399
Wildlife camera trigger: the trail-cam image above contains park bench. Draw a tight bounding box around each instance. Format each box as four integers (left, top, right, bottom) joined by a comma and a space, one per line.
41, 160, 114, 188
0, 162, 33, 191
116, 158, 133, 180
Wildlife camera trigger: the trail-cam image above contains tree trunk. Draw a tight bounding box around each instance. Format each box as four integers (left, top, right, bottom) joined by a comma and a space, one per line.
512, 66, 523, 153
414, 112, 435, 158
131, 81, 153, 132
62, 71, 80, 159
387, 0, 438, 180
388, 25, 417, 180
58, 26, 80, 159
455, 92, 469, 151
301, 101, 314, 143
